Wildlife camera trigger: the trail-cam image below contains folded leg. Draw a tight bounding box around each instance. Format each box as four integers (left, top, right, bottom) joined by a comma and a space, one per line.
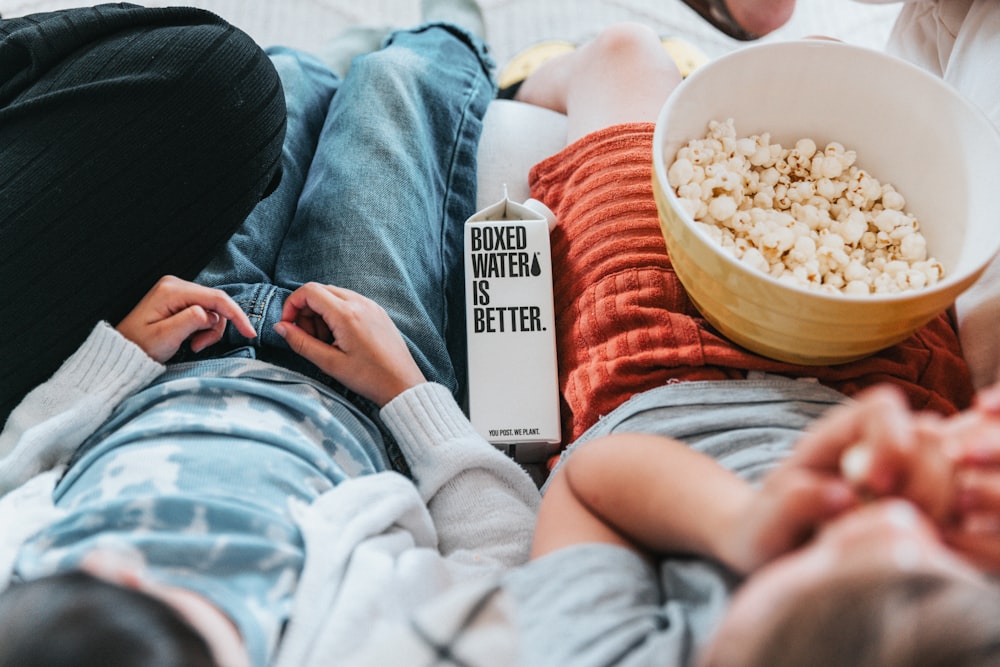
0, 5, 285, 423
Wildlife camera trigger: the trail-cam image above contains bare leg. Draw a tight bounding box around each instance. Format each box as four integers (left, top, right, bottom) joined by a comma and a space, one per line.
514, 23, 683, 143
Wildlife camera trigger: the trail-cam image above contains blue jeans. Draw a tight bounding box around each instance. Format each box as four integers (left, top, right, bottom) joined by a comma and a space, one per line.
196, 23, 495, 405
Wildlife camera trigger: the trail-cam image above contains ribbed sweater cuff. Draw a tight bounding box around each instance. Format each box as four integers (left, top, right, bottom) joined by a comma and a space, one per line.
379, 383, 538, 515
56, 322, 164, 398
379, 383, 478, 462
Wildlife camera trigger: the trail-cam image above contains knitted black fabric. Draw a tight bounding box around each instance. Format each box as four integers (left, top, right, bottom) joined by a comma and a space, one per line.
0, 3, 286, 424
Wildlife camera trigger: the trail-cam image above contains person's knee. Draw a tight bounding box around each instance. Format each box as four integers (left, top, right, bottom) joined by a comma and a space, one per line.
346, 38, 459, 119
589, 22, 662, 53
562, 22, 681, 130
141, 20, 286, 205
579, 22, 668, 75
573, 23, 676, 89
45, 11, 287, 174
137, 18, 286, 199
154, 20, 284, 135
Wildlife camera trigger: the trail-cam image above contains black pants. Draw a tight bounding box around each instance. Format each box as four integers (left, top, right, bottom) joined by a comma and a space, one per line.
0, 3, 286, 424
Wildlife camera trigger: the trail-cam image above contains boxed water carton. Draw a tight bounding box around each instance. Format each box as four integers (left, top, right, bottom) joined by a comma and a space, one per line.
464, 195, 561, 462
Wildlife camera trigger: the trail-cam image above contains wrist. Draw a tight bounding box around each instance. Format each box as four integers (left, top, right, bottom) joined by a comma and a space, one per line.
373, 372, 427, 408
706, 486, 759, 573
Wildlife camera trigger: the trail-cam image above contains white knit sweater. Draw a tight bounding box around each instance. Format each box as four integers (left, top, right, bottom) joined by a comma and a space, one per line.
0, 323, 540, 666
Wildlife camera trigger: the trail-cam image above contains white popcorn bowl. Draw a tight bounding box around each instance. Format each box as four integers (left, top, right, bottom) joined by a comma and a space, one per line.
652, 39, 1000, 366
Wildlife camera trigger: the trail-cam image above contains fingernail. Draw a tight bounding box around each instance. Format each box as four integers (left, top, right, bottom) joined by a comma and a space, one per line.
273, 323, 287, 337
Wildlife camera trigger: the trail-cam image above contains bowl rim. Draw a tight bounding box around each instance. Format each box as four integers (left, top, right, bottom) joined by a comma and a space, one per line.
651, 38, 1000, 305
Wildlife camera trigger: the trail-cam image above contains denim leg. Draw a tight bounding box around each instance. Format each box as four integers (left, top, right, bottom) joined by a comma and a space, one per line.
202, 24, 494, 402
282, 23, 493, 399
195, 47, 338, 332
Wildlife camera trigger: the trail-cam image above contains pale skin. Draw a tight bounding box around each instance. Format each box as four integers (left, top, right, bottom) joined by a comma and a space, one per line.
115, 277, 425, 408
115, 275, 258, 361
109, 275, 428, 663
273, 282, 426, 408
512, 22, 682, 143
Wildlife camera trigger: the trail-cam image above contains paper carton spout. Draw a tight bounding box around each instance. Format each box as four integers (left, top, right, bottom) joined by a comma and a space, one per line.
522, 198, 557, 231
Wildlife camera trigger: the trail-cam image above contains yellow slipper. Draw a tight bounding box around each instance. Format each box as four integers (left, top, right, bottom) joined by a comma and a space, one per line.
497, 36, 709, 98
497, 40, 577, 92
661, 36, 710, 78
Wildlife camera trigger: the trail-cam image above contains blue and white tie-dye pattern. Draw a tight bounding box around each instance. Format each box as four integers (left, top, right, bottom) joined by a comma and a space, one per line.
15, 358, 390, 667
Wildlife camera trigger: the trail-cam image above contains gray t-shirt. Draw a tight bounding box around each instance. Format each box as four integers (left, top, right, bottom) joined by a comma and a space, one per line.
507, 376, 846, 667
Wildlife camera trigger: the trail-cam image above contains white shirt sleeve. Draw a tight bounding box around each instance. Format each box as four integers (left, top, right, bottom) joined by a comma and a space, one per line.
863, 0, 1000, 389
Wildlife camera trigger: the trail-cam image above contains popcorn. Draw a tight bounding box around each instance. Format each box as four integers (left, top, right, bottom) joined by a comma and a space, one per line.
670, 119, 944, 295
708, 194, 737, 222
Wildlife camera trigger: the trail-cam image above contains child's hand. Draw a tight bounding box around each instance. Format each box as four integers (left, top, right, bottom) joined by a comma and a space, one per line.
793, 385, 920, 494
789, 382, 1000, 571
274, 283, 426, 407
116, 276, 256, 362
725, 386, 919, 572
930, 400, 1000, 571
724, 451, 857, 574
790, 384, 958, 521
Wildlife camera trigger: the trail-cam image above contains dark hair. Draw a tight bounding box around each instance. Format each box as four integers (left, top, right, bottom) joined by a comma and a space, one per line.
712, 570, 1000, 667
0, 571, 217, 667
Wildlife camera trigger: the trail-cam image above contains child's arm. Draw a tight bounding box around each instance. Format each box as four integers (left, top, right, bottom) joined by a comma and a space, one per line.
532, 387, 927, 571
0, 324, 161, 495
532, 433, 750, 566
276, 282, 540, 566
533, 384, 1000, 574
380, 383, 540, 567
532, 429, 857, 575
